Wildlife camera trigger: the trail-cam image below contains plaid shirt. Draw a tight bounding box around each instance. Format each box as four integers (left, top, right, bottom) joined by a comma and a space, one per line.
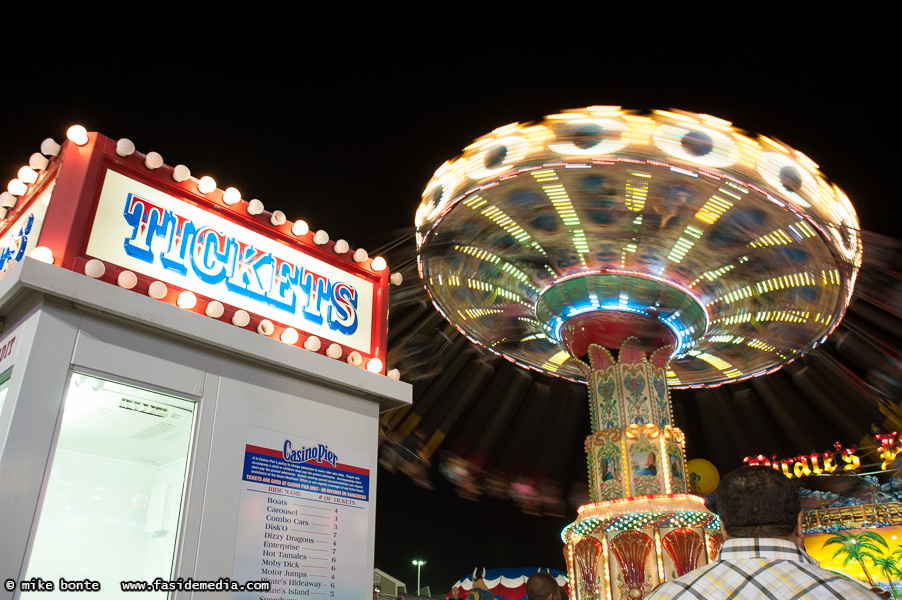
645, 538, 882, 599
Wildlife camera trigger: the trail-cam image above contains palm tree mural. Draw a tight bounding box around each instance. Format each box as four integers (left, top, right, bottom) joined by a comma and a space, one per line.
824, 531, 889, 586
871, 555, 901, 598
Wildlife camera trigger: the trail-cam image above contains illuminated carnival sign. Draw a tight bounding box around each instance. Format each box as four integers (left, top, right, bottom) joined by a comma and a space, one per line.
86, 170, 375, 353
744, 434, 902, 479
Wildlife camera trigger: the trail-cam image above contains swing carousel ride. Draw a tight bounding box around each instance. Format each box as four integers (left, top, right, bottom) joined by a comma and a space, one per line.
407, 107, 862, 599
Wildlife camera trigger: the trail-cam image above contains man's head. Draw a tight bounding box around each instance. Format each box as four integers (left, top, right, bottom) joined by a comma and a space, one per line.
525, 573, 560, 600
717, 466, 800, 538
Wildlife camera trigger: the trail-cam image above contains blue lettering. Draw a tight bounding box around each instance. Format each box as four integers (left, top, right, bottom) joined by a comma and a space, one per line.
317, 444, 338, 466
264, 257, 299, 312
283, 440, 337, 467
0, 214, 34, 272
327, 282, 358, 335
159, 212, 195, 276
190, 227, 231, 284
123, 194, 169, 263
226, 240, 273, 301
299, 268, 331, 326
115, 192, 363, 340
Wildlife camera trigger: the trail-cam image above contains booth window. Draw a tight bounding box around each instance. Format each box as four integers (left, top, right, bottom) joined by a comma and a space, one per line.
26, 374, 196, 595
0, 374, 9, 415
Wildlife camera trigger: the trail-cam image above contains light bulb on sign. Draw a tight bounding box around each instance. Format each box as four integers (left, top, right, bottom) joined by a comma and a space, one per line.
0, 192, 17, 208
116, 138, 135, 157
304, 336, 322, 352
198, 176, 217, 194
66, 125, 88, 146
281, 328, 299, 344
118, 271, 137, 289
41, 138, 61, 156
29, 153, 49, 170
177, 291, 197, 309
172, 165, 191, 182
7, 179, 27, 196
371, 256, 387, 271
292, 220, 309, 236
247, 199, 264, 215
223, 187, 241, 205
30, 246, 54, 264
84, 259, 105, 278
232, 310, 250, 327
148, 281, 168, 299
145, 152, 164, 170
205, 300, 224, 318
366, 358, 383, 373
17, 166, 38, 184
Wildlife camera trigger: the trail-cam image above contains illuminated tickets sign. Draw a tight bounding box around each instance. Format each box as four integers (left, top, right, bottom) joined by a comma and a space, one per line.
745, 435, 902, 479
86, 170, 374, 353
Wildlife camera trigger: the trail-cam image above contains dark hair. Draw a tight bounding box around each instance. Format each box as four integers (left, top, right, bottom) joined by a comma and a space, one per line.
525, 573, 558, 600
716, 466, 800, 538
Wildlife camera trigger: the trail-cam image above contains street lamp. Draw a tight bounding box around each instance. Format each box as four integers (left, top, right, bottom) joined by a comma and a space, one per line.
411, 559, 426, 594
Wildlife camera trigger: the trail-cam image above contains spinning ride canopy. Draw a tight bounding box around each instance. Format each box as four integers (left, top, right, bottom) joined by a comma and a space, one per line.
415, 108, 861, 387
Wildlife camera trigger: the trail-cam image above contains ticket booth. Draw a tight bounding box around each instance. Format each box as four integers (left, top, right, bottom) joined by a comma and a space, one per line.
0, 129, 410, 599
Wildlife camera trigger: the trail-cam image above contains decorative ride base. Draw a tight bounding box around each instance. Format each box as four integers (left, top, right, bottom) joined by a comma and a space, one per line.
563, 494, 722, 600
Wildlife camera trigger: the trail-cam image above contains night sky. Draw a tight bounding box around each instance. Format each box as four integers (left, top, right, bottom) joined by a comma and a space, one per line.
2, 20, 895, 593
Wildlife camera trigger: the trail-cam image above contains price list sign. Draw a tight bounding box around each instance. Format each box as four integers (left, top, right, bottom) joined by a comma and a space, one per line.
232, 426, 372, 599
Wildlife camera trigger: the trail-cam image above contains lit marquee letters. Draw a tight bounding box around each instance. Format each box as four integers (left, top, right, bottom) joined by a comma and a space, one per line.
120, 193, 359, 334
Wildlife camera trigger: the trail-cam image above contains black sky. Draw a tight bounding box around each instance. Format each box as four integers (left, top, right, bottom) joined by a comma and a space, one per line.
1, 19, 896, 592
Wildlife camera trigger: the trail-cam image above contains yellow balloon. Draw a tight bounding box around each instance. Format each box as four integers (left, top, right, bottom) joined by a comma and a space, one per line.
687, 458, 720, 495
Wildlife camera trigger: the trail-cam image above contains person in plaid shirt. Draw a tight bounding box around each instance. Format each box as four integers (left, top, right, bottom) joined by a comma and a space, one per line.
646, 466, 884, 599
